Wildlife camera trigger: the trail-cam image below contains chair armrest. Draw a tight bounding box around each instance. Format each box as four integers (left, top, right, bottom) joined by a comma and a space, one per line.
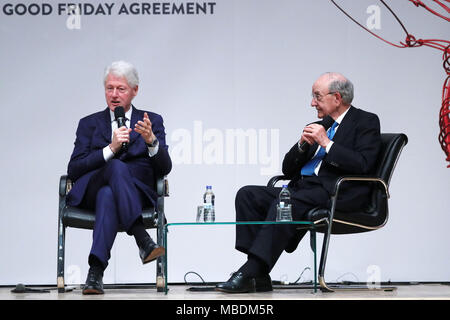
267, 174, 389, 199
59, 175, 68, 197
332, 176, 389, 199
61, 174, 166, 198
157, 176, 169, 197
59, 175, 73, 196
267, 175, 289, 187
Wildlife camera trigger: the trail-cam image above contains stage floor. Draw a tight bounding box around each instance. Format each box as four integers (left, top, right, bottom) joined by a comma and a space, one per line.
1, 283, 449, 300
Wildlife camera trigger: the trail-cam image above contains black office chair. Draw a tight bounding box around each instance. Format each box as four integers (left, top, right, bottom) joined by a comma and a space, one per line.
268, 133, 408, 292
57, 175, 169, 293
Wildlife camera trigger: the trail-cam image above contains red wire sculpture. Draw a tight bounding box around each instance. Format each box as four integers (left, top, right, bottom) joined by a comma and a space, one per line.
330, 0, 450, 167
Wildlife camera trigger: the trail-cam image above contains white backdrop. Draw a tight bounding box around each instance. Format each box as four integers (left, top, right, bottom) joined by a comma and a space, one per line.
0, 0, 449, 286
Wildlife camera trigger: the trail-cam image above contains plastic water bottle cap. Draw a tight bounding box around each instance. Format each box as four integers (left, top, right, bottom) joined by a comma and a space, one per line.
282, 185, 288, 188
206, 185, 212, 189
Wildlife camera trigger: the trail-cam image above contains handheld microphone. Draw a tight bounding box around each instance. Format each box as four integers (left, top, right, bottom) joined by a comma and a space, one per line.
114, 106, 128, 150
298, 115, 335, 153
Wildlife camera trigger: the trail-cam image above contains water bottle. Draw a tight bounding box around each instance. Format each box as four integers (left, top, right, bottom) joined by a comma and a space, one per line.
277, 185, 292, 221
203, 185, 215, 222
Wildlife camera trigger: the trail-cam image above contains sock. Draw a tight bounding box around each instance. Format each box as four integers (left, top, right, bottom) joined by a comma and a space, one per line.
128, 217, 151, 248
238, 254, 269, 277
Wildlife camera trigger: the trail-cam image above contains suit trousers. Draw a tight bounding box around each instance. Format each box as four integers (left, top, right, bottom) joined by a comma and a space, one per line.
79, 159, 147, 268
235, 176, 330, 271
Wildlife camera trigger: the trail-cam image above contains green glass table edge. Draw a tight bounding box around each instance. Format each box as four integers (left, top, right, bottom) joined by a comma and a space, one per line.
166, 221, 315, 227
162, 221, 317, 294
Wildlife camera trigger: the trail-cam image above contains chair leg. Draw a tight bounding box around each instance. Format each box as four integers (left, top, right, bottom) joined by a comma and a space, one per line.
317, 222, 396, 292
155, 208, 165, 292
57, 220, 66, 293
317, 224, 334, 292
156, 257, 165, 292
156, 221, 165, 292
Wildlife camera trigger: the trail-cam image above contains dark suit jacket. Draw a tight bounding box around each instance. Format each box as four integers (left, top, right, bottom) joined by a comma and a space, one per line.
282, 106, 381, 209
66, 105, 172, 208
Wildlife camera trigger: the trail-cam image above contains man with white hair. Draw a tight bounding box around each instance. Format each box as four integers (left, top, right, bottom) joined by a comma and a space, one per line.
67, 61, 172, 294
216, 72, 382, 293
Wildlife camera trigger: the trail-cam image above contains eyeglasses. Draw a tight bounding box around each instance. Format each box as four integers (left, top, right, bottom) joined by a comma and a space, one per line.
106, 86, 129, 94
311, 91, 336, 102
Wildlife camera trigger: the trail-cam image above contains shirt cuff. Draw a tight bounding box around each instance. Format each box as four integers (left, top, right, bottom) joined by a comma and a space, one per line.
103, 145, 115, 161
325, 141, 334, 153
147, 140, 159, 157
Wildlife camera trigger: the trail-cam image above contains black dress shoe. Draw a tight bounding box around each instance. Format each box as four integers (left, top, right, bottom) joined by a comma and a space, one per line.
139, 237, 165, 264
215, 272, 273, 293
82, 268, 104, 295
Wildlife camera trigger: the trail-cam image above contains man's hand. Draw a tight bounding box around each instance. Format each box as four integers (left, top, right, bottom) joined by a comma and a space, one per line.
134, 112, 156, 145
300, 123, 330, 148
109, 126, 132, 154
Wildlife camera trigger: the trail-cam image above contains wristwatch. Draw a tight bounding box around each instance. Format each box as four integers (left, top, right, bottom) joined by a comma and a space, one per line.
146, 138, 159, 148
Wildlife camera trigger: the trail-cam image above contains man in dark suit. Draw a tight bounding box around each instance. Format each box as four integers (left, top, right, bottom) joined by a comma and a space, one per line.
67, 61, 172, 294
216, 72, 381, 293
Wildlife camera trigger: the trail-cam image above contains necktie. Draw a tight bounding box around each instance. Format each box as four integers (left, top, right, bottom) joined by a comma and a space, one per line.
112, 117, 130, 158
301, 121, 338, 176
112, 117, 129, 139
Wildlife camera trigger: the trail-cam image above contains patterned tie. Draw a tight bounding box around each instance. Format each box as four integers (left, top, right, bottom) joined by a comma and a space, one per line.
112, 117, 130, 139
113, 117, 130, 158
301, 121, 338, 176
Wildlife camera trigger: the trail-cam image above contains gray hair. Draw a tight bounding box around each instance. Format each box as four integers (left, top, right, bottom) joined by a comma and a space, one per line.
325, 72, 354, 105
104, 61, 139, 88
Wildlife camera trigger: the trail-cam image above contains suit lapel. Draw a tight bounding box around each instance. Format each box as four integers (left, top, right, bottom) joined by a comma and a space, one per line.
129, 105, 141, 146
98, 108, 112, 142
332, 106, 356, 143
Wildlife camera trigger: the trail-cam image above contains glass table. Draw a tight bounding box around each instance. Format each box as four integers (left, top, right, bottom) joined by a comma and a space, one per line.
161, 221, 317, 294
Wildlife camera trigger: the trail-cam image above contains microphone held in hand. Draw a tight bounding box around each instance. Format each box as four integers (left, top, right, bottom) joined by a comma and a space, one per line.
299, 115, 335, 153
114, 106, 128, 150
